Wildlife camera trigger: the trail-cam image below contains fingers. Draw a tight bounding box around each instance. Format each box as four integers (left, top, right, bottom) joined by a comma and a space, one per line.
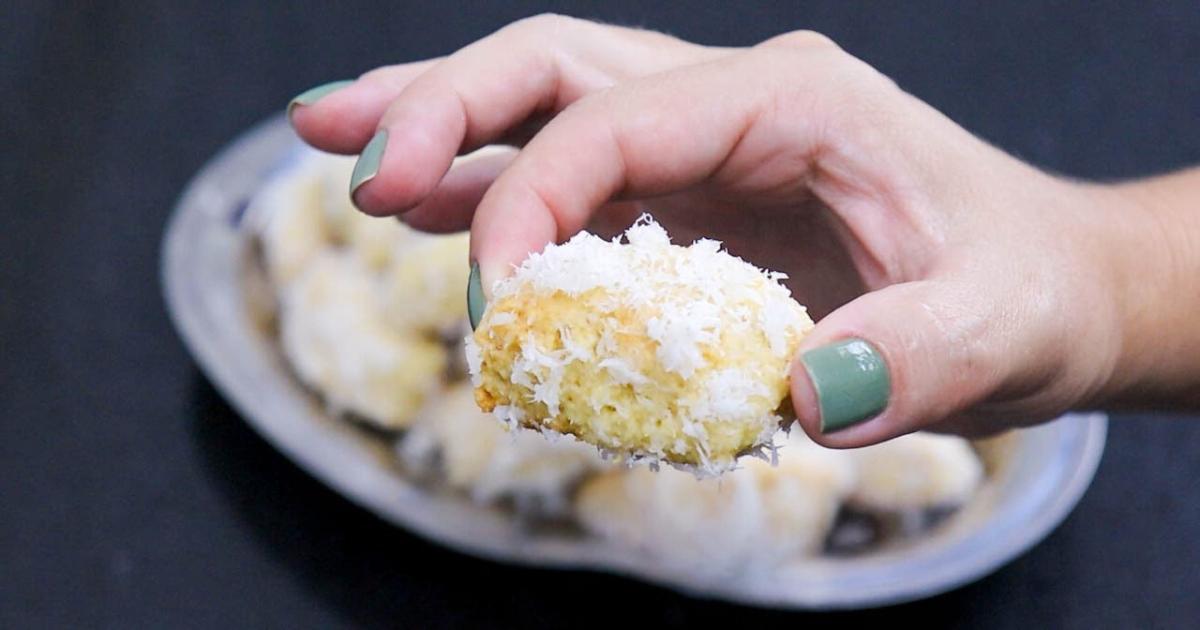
346, 31, 560, 216
397, 147, 516, 233
468, 46, 839, 291
397, 146, 650, 236
348, 14, 722, 215
288, 59, 439, 154
788, 279, 1022, 448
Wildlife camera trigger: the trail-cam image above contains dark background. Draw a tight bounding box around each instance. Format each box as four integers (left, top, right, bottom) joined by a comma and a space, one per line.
4, 1, 1199, 628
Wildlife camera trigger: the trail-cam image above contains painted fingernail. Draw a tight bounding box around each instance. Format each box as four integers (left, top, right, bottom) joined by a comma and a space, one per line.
801, 338, 891, 433
467, 262, 486, 331
287, 80, 354, 117
350, 129, 388, 200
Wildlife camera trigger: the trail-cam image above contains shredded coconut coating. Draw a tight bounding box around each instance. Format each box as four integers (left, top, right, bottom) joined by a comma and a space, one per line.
846, 432, 984, 511
316, 155, 414, 270
253, 149, 485, 429
573, 428, 988, 572
279, 252, 446, 429
383, 232, 471, 334
399, 384, 606, 514
573, 429, 855, 574
252, 160, 328, 286
467, 216, 814, 475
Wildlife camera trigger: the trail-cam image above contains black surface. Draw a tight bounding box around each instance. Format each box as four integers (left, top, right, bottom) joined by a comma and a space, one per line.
3, 2, 1200, 628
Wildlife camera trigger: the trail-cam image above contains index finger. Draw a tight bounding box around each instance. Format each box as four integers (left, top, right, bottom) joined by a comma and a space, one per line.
468, 48, 827, 293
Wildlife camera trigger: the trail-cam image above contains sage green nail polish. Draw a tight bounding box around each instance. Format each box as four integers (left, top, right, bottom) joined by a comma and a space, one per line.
350, 130, 388, 198
801, 338, 891, 433
287, 80, 354, 116
467, 262, 486, 330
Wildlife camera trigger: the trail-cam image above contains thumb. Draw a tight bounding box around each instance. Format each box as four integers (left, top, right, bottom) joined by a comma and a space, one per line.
790, 280, 1010, 448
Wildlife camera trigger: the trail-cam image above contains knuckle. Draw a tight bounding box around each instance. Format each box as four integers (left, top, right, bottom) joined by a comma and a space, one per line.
559, 85, 615, 120
357, 65, 393, 83
747, 37, 897, 106
508, 12, 575, 35
760, 29, 839, 52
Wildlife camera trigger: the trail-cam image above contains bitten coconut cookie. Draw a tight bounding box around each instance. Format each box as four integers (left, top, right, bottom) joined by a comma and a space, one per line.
466, 216, 814, 475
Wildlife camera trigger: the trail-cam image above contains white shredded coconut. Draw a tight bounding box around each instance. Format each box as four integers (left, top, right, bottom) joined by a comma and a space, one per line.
645, 299, 722, 377
491, 214, 807, 388
492, 404, 525, 428
598, 357, 650, 386
689, 369, 772, 421
488, 311, 516, 326
464, 335, 483, 386
760, 294, 798, 357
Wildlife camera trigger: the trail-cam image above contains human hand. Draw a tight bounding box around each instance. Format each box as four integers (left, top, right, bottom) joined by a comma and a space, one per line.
289, 15, 1199, 447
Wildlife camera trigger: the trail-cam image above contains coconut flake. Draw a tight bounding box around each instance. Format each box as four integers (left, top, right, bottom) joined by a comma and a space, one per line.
488, 311, 516, 327
598, 357, 650, 386
464, 335, 483, 386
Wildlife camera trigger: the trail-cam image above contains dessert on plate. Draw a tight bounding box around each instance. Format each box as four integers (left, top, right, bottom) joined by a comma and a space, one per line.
246, 146, 989, 571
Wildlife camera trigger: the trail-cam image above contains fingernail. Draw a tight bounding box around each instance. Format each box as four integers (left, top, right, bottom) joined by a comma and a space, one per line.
350, 129, 388, 200
287, 80, 354, 117
801, 338, 891, 433
467, 262, 486, 330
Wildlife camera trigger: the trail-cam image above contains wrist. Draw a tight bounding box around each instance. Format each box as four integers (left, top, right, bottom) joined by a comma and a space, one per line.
1091, 172, 1200, 409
